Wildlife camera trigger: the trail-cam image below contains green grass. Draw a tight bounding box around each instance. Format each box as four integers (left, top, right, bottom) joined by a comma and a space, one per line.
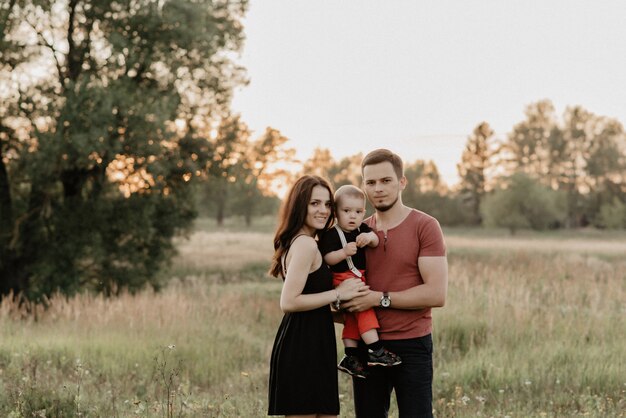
1, 219, 625, 416
192, 215, 277, 234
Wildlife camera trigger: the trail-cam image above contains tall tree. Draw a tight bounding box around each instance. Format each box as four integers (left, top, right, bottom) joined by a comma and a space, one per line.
401, 160, 466, 225
497, 100, 626, 227
0, 0, 247, 300
327, 153, 363, 188
584, 117, 626, 226
301, 147, 335, 180
404, 160, 445, 197
559, 106, 592, 226
457, 122, 494, 224
206, 115, 250, 226
230, 127, 296, 226
503, 100, 559, 179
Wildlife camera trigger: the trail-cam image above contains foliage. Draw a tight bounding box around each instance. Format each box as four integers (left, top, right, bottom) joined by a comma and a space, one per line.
203, 115, 250, 226
300, 148, 363, 188
502, 100, 626, 227
297, 103, 626, 230
457, 122, 494, 225
228, 127, 295, 226
595, 198, 626, 229
481, 173, 566, 234
0, 0, 248, 300
400, 160, 472, 226
201, 118, 294, 225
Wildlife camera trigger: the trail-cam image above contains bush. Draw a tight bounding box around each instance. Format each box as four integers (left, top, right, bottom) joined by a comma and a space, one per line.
481, 173, 566, 234
596, 198, 626, 229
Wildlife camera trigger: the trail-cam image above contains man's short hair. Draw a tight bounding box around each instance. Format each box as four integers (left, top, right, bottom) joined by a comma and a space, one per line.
334, 184, 366, 207
361, 149, 404, 180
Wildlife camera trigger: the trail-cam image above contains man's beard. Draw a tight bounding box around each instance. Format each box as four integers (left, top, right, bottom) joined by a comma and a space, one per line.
374, 195, 399, 212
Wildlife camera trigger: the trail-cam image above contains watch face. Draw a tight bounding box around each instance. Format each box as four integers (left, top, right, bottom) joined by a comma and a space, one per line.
381, 297, 391, 308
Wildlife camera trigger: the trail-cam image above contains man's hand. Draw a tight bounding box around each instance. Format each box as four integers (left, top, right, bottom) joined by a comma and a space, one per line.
341, 291, 380, 312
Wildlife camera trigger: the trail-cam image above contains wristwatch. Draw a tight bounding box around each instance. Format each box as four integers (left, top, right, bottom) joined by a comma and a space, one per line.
379, 292, 391, 308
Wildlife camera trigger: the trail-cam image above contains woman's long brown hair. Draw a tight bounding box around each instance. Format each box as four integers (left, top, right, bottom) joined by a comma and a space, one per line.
268, 175, 334, 278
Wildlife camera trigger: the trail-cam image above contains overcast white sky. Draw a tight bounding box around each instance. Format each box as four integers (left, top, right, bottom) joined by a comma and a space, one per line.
231, 0, 626, 186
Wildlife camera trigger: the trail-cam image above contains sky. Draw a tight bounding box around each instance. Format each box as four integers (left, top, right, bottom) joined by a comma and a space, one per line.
230, 0, 626, 186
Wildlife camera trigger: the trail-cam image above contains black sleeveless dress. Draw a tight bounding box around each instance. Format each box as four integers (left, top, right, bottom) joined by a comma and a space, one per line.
268, 262, 339, 415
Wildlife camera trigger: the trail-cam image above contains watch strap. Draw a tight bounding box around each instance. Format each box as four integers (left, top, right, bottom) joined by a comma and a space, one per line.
380, 292, 390, 307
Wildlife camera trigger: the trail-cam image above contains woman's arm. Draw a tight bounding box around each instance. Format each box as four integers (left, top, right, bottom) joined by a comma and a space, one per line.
280, 236, 368, 313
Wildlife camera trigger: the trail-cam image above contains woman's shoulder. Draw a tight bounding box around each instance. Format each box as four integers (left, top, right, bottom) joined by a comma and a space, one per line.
290, 234, 318, 252
286, 235, 320, 269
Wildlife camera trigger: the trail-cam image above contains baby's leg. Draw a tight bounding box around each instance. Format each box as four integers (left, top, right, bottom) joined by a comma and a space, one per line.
360, 329, 380, 345
343, 338, 359, 348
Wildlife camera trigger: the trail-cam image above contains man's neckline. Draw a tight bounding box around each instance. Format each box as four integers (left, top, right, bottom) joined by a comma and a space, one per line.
373, 207, 413, 232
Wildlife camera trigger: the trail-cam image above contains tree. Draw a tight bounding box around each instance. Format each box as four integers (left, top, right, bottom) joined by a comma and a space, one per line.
481, 173, 566, 234
403, 159, 446, 206
596, 198, 626, 229
502, 100, 559, 179
498, 100, 626, 227
202, 123, 296, 226
301, 150, 365, 190
230, 127, 295, 226
327, 153, 363, 189
551, 106, 626, 227
457, 122, 494, 224
301, 147, 335, 179
0, 0, 247, 301
585, 118, 625, 188
401, 160, 468, 226
205, 115, 250, 226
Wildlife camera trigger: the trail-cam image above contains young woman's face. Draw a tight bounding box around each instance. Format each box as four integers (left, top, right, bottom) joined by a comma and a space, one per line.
336, 196, 365, 232
303, 185, 332, 235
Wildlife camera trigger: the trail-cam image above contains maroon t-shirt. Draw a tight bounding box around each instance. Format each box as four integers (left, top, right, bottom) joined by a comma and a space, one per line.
365, 209, 446, 340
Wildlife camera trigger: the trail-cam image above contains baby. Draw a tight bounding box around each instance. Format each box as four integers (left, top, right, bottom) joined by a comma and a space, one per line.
319, 185, 401, 378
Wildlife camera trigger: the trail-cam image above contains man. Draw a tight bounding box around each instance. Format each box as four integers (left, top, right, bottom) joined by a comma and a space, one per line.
342, 149, 448, 418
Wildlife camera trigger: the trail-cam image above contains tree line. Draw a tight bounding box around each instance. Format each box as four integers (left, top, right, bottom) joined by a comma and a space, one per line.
203, 98, 626, 235
1, 1, 624, 302
458, 101, 626, 232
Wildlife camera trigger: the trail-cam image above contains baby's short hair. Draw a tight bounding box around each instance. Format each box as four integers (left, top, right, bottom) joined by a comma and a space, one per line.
334, 184, 366, 207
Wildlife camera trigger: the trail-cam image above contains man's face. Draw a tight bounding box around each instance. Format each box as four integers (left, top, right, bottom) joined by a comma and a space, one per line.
362, 161, 406, 212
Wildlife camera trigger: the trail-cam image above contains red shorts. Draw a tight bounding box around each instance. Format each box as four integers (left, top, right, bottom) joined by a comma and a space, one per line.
333, 270, 379, 340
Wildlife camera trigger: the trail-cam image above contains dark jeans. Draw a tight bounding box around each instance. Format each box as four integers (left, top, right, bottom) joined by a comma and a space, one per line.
353, 334, 433, 418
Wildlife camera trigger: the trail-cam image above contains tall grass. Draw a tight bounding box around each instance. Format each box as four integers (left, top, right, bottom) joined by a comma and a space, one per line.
433, 249, 625, 417
0, 279, 279, 416
0, 222, 624, 416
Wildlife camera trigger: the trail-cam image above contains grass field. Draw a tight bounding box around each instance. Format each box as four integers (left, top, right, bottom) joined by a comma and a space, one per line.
1, 217, 624, 417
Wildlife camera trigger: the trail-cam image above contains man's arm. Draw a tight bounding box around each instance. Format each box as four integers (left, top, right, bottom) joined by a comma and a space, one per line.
342, 255, 448, 312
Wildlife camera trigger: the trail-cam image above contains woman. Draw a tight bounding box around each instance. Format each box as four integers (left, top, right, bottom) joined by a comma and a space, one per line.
268, 175, 369, 417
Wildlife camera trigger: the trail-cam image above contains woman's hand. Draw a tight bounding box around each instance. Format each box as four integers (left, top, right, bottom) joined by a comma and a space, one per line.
341, 292, 379, 312
336, 277, 369, 301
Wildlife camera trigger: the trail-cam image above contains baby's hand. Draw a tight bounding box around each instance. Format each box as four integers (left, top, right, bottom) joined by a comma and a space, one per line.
344, 242, 358, 256
355, 232, 373, 247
